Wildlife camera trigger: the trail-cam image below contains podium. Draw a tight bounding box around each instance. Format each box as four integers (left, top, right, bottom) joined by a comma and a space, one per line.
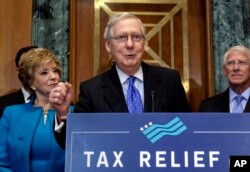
65, 113, 250, 172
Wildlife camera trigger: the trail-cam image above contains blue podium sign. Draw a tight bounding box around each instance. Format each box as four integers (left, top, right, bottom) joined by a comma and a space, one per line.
65, 113, 250, 172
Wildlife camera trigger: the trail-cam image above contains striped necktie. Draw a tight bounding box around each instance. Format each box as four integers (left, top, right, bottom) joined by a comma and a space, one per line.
127, 76, 143, 113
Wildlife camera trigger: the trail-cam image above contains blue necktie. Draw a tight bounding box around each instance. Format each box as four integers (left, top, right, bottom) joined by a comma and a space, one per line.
232, 95, 244, 113
127, 76, 143, 113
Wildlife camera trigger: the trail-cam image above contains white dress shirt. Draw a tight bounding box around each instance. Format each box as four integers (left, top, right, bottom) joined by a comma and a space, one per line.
116, 65, 144, 106
229, 87, 250, 113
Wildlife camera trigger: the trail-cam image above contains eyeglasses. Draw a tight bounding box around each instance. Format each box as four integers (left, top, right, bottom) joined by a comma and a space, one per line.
225, 60, 249, 67
110, 34, 145, 43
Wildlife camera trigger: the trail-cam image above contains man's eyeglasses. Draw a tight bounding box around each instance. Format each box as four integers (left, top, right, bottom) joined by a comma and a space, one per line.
225, 60, 249, 67
110, 34, 145, 43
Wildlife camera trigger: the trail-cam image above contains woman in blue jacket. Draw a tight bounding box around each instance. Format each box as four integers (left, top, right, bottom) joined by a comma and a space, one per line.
0, 48, 69, 172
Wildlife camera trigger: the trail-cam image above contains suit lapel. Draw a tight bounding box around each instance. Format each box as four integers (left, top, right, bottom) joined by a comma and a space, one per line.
102, 65, 128, 112
218, 89, 250, 112
14, 89, 26, 104
142, 62, 162, 112
244, 95, 250, 112
217, 89, 230, 112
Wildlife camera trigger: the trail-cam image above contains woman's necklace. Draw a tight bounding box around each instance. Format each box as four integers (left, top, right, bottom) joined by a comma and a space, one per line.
42, 109, 49, 125
34, 99, 51, 125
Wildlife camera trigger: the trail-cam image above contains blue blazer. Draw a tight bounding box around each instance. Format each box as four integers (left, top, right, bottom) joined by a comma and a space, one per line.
0, 102, 65, 172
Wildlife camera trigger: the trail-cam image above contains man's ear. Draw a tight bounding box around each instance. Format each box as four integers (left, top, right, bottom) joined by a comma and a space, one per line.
105, 40, 111, 53
223, 65, 227, 76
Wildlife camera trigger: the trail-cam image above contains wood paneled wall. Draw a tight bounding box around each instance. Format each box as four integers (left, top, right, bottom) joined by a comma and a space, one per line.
187, 0, 214, 111
0, 0, 32, 95
0, 0, 213, 112
70, 0, 213, 111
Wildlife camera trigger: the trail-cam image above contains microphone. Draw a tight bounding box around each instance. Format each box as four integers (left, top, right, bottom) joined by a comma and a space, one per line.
151, 90, 155, 112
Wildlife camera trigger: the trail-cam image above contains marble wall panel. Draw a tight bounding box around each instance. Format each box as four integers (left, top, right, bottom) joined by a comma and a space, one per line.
212, 0, 250, 94
32, 0, 69, 81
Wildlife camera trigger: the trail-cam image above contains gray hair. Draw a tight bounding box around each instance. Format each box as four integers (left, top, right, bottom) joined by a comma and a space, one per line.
223, 45, 250, 65
104, 12, 146, 40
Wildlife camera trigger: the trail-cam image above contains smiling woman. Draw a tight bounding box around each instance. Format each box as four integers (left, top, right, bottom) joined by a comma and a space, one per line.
18, 48, 62, 96
0, 48, 67, 172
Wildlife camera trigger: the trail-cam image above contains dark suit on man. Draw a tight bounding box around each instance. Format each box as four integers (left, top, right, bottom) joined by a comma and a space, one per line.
74, 62, 192, 113
0, 46, 37, 118
199, 88, 250, 112
0, 89, 25, 118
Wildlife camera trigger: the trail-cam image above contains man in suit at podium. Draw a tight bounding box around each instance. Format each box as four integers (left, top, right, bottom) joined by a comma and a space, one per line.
49, 12, 191, 117
0, 46, 37, 117
199, 45, 250, 112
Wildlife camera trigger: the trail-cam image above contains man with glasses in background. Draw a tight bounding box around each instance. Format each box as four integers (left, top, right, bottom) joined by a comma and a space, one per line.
49, 12, 191, 123
199, 45, 250, 112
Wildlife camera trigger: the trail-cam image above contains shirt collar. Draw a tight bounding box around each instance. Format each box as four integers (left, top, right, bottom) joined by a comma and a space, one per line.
229, 87, 250, 102
116, 65, 143, 84
21, 87, 31, 103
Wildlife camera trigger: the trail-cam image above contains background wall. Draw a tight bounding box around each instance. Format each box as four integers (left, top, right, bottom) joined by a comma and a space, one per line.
0, 0, 32, 95
1, 0, 250, 111
32, 0, 69, 81
212, 0, 250, 94
70, 0, 212, 112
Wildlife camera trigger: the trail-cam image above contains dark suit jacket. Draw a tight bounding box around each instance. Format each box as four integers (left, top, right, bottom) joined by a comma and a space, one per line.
199, 88, 250, 112
74, 62, 192, 112
0, 89, 25, 118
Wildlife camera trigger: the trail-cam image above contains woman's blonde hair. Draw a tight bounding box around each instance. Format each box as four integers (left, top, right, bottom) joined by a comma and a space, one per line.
18, 48, 62, 93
